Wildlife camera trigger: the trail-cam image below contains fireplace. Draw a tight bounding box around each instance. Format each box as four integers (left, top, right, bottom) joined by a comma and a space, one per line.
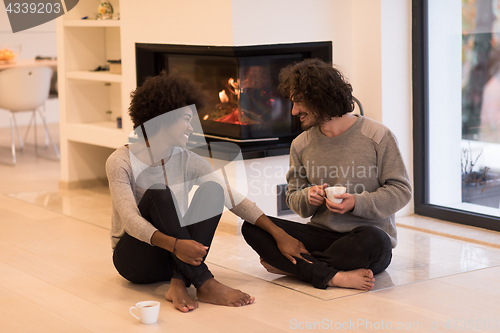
136, 42, 332, 158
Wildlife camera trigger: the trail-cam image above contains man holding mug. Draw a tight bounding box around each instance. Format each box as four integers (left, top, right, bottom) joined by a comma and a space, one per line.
242, 59, 412, 291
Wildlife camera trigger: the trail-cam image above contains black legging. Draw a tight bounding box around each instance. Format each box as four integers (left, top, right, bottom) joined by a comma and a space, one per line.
242, 217, 392, 289
113, 181, 224, 288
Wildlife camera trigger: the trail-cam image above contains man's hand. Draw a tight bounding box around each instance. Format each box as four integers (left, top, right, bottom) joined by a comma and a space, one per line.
308, 183, 328, 206
173, 239, 208, 266
274, 232, 312, 265
325, 193, 355, 214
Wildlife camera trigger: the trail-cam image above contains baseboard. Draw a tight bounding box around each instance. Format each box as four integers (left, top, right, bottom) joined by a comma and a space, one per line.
59, 177, 108, 190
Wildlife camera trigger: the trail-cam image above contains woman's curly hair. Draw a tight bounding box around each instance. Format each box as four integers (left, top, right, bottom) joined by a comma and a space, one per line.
278, 58, 353, 121
128, 71, 208, 130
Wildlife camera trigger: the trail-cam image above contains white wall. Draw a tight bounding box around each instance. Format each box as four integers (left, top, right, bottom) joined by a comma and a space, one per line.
427, 0, 462, 207
380, 0, 413, 216
231, 0, 335, 46
0, 4, 59, 128
330, 0, 414, 216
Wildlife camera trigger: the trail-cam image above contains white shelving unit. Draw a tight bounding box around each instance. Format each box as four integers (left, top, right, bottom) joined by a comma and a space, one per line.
57, 0, 128, 189
66, 71, 122, 82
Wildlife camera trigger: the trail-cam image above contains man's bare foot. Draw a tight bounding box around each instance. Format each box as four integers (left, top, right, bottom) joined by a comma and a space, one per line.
196, 278, 255, 307
260, 258, 293, 276
328, 269, 375, 291
165, 278, 198, 312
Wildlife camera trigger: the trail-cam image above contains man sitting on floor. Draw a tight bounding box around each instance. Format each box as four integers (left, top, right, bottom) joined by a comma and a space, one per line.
242, 59, 412, 291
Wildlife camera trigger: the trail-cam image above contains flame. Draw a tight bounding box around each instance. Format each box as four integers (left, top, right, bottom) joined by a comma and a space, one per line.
228, 78, 239, 89
203, 115, 209, 120
219, 90, 229, 103
229, 78, 240, 96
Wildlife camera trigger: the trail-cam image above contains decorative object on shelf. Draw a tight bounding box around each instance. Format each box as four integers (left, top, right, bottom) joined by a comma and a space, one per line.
107, 60, 122, 74
106, 110, 113, 121
91, 65, 109, 72
97, 2, 114, 20
117, 117, 122, 129
0, 44, 21, 63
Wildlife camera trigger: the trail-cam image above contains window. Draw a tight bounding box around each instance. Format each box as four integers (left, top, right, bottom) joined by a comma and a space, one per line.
413, 0, 500, 231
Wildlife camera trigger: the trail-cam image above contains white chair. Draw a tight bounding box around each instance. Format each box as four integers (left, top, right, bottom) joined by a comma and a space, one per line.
0, 66, 60, 165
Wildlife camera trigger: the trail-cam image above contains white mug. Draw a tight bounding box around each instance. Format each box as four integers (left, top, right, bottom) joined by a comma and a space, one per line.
130, 301, 160, 324
325, 186, 347, 204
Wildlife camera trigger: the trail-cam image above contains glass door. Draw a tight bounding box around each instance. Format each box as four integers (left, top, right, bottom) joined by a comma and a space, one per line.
413, 0, 500, 231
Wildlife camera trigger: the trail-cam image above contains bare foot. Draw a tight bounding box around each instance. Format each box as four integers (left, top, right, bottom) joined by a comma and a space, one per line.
165, 278, 198, 312
196, 278, 255, 307
328, 269, 375, 291
260, 258, 293, 276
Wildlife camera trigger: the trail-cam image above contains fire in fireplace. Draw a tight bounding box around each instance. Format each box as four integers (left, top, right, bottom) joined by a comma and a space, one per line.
212, 61, 284, 126
135, 42, 332, 157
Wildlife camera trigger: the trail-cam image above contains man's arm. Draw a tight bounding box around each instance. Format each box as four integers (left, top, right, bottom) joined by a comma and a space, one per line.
350, 132, 412, 220
285, 140, 320, 218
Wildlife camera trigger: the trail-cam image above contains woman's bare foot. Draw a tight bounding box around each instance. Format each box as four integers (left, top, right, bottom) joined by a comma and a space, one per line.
165, 278, 198, 312
260, 258, 293, 276
196, 278, 255, 307
328, 269, 375, 291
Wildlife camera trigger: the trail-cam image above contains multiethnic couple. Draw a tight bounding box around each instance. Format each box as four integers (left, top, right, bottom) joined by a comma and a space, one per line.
106, 59, 411, 312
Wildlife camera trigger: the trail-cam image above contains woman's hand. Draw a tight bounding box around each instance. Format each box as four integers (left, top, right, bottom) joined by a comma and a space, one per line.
173, 239, 208, 266
254, 214, 311, 265
274, 232, 312, 265
151, 231, 208, 266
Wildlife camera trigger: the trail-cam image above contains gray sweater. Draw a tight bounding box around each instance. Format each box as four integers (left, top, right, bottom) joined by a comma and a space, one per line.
286, 116, 412, 247
106, 145, 264, 249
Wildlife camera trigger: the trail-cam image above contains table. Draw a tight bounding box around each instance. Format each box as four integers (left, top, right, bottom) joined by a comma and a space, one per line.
0, 59, 58, 96
0, 59, 57, 70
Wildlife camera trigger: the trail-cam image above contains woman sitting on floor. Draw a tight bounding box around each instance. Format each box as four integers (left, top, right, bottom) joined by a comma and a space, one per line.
106, 71, 308, 312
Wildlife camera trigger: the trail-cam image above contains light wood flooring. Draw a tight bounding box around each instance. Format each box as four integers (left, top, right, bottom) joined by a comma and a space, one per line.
1, 124, 500, 332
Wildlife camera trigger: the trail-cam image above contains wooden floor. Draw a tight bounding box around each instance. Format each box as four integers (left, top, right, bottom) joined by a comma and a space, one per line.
1, 125, 500, 332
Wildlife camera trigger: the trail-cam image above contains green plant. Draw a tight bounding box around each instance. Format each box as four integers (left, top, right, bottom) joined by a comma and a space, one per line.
461, 142, 487, 185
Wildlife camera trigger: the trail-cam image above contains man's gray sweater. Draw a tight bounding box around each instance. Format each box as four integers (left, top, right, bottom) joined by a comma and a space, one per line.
286, 116, 412, 247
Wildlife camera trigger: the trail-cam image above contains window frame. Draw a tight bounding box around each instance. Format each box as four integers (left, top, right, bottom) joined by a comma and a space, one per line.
412, 0, 500, 232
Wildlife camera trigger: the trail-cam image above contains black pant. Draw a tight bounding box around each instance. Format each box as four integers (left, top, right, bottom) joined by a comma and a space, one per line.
113, 181, 224, 288
242, 217, 393, 289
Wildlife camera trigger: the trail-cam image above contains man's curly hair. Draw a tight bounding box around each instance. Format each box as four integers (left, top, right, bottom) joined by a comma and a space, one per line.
278, 58, 353, 122
128, 71, 208, 130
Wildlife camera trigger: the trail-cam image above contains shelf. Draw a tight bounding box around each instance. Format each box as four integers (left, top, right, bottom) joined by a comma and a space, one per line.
64, 20, 120, 27
64, 123, 127, 149
67, 71, 122, 83
58, 0, 124, 186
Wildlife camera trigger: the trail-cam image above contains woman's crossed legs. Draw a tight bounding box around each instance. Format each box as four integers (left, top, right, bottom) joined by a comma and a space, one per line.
113, 182, 254, 312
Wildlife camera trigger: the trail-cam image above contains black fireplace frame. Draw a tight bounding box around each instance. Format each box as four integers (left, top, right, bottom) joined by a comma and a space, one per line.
135, 41, 333, 159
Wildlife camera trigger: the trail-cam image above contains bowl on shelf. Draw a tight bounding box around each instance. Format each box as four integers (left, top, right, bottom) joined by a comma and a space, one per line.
0, 44, 21, 63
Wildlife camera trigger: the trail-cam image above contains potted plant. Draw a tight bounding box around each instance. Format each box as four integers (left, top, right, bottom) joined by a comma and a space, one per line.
461, 143, 500, 208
